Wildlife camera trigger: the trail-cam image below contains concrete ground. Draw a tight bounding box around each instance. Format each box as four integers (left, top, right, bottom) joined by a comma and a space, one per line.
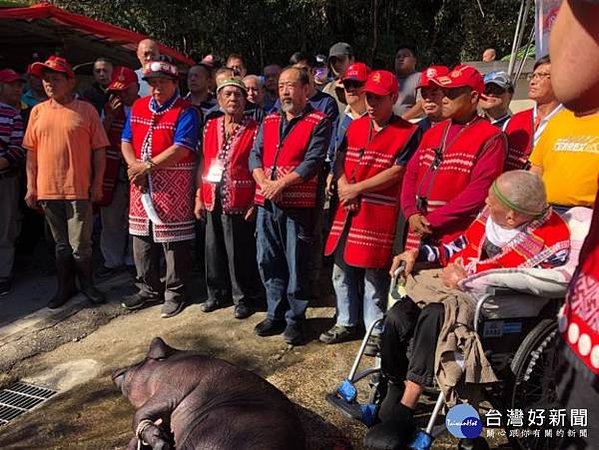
0, 254, 505, 449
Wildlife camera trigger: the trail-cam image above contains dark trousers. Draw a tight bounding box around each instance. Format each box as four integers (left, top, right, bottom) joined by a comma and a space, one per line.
556, 343, 598, 449
256, 202, 318, 326
380, 299, 445, 387
41, 200, 93, 261
205, 202, 262, 305
132, 233, 190, 304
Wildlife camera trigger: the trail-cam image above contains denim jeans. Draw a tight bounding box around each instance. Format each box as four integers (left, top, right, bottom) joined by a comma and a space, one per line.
332, 252, 389, 333
100, 180, 133, 268
256, 202, 318, 326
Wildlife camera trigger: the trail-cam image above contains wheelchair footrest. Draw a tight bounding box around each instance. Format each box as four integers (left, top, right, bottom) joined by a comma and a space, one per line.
326, 393, 378, 426
326, 392, 363, 420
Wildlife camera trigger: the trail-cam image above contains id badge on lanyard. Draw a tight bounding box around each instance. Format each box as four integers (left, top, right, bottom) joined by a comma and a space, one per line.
206, 159, 225, 183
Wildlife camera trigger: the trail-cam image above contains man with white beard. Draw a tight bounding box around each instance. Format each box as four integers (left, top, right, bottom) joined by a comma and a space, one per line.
249, 67, 332, 345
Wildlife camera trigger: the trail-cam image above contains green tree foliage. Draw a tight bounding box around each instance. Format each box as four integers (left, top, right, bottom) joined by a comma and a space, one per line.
47, 0, 533, 71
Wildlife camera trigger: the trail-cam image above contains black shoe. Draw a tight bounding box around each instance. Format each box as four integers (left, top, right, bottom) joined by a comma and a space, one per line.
234, 302, 253, 319
284, 322, 305, 346
161, 300, 185, 318
364, 408, 415, 450
364, 333, 382, 357
0, 280, 13, 297
319, 324, 359, 344
254, 318, 286, 337
201, 298, 220, 313
121, 292, 158, 310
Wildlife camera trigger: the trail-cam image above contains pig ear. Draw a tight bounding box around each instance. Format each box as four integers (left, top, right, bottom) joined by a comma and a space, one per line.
147, 337, 175, 360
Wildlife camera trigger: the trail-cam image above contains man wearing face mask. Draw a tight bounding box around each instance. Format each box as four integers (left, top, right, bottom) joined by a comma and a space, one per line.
195, 78, 262, 319
323, 42, 355, 112
369, 171, 570, 446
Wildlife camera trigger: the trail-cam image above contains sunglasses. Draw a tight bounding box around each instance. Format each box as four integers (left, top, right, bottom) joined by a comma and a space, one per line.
442, 86, 472, 99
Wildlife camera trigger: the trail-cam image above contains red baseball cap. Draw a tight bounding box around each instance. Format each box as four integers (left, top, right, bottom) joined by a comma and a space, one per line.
431, 64, 484, 94
29, 55, 74, 79
342, 62, 371, 84
417, 65, 450, 89
107, 66, 138, 91
0, 69, 25, 84
364, 70, 399, 96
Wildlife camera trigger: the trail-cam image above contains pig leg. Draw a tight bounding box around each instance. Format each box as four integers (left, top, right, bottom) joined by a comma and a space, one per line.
132, 397, 176, 449
127, 435, 169, 450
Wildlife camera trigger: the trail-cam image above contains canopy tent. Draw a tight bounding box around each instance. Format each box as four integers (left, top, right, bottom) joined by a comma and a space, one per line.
0, 2, 194, 72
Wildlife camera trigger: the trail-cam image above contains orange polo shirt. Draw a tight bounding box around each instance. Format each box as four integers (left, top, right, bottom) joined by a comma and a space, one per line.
23, 98, 109, 200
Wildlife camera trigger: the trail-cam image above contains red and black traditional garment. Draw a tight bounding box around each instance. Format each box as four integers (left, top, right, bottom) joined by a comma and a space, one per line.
559, 179, 599, 377
254, 110, 327, 208
325, 115, 418, 269
201, 115, 258, 214
402, 117, 506, 252
128, 96, 196, 243
96, 104, 128, 207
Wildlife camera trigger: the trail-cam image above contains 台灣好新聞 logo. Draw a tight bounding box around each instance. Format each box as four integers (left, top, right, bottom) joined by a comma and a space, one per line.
446, 404, 483, 439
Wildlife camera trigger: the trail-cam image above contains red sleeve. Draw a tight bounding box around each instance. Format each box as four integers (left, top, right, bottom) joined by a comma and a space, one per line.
427, 133, 507, 229
400, 144, 422, 219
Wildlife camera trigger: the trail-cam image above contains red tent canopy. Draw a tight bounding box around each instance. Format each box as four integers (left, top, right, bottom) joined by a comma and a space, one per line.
0, 3, 194, 70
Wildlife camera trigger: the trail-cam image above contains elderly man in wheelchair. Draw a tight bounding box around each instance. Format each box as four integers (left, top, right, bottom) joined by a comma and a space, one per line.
327, 170, 592, 449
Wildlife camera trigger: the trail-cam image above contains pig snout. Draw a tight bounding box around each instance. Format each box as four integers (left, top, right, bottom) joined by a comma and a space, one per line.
111, 367, 128, 390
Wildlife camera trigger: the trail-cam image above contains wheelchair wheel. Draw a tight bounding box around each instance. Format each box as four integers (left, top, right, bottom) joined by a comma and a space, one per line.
508, 319, 560, 450
367, 372, 387, 405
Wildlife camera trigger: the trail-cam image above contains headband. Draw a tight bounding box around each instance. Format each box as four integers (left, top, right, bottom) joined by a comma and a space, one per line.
491, 181, 546, 217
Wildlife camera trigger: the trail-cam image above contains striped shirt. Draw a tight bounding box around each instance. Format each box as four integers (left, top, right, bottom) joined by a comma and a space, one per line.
0, 102, 24, 175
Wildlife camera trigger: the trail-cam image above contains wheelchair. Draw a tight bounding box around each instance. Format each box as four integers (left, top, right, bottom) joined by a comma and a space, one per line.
326, 273, 564, 450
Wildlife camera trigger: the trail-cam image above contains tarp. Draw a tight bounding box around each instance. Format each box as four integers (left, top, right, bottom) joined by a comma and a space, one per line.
0, 2, 194, 69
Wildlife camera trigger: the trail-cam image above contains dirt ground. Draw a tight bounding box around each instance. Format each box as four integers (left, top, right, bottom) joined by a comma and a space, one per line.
0, 260, 515, 450
0, 298, 379, 450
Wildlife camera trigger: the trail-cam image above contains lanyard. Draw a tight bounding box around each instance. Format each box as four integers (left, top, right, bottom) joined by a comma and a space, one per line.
415, 116, 480, 211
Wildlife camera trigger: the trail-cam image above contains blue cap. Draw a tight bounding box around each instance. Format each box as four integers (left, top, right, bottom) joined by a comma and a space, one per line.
484, 71, 513, 91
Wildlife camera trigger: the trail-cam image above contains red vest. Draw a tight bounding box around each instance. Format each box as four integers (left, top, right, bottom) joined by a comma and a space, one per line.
254, 110, 327, 208
325, 116, 418, 269
504, 108, 534, 171
201, 115, 258, 214
128, 96, 196, 243
450, 208, 570, 274
96, 105, 127, 207
404, 118, 504, 251
560, 179, 599, 375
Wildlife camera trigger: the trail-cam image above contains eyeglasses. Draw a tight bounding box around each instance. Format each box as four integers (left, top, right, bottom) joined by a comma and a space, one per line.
527, 72, 551, 81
